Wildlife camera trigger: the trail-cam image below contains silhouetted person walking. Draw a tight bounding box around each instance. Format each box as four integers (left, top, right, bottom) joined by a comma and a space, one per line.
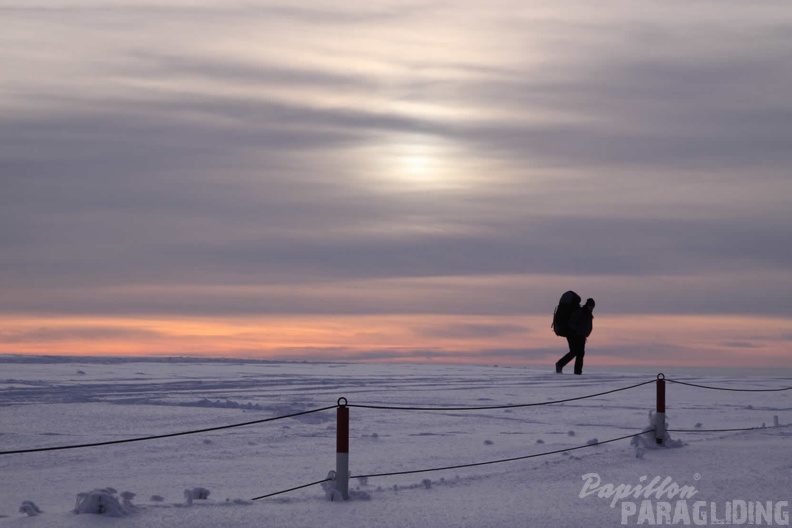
555, 298, 595, 375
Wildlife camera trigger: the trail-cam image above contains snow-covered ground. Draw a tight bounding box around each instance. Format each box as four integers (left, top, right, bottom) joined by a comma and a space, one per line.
1, 357, 790, 527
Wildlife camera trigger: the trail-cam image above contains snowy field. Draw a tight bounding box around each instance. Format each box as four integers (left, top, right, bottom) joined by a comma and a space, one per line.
1, 356, 790, 527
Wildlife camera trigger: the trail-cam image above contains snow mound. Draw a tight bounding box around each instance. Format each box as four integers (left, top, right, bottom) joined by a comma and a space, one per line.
183, 398, 263, 410
631, 411, 686, 458
73, 488, 137, 516
19, 500, 42, 516
185, 487, 211, 505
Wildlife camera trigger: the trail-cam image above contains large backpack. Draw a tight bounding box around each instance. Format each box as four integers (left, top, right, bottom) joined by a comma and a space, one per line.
551, 290, 581, 337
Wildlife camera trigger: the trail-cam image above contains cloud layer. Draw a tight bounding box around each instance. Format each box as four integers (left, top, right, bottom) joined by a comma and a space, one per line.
2, 0, 791, 364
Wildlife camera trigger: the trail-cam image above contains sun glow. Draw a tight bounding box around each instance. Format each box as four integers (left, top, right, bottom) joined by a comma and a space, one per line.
365, 136, 462, 189
400, 147, 436, 181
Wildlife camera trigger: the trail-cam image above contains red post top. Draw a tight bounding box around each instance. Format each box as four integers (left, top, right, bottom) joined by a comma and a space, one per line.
337, 402, 349, 454
656, 374, 666, 414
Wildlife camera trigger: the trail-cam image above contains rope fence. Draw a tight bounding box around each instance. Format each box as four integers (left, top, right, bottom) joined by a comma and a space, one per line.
667, 426, 768, 433
2, 374, 789, 503
347, 379, 655, 411
251, 478, 334, 501
665, 378, 792, 392
0, 378, 657, 456
0, 405, 337, 456
350, 430, 651, 480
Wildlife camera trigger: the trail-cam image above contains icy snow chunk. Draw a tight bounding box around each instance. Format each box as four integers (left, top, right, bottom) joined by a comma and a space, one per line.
19, 501, 42, 516
185, 487, 211, 505
321, 471, 345, 501
73, 488, 136, 516
630, 411, 686, 456
350, 490, 372, 500
121, 491, 136, 509
327, 489, 344, 501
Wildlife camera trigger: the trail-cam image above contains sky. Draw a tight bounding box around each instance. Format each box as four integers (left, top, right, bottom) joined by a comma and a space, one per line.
1, 0, 791, 368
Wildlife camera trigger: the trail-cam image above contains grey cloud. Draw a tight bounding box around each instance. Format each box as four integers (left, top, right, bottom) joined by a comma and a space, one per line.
0, 213, 758, 284
331, 347, 569, 365
424, 19, 792, 171
326, 347, 546, 363
3, 265, 789, 318
719, 341, 762, 349
0, 2, 435, 21
118, 212, 792, 281
449, 92, 792, 174
2, 104, 360, 163
128, 53, 376, 91
470, 348, 556, 360
2, 165, 791, 315
595, 343, 710, 363
269, 347, 452, 362
410, 323, 529, 340
0, 327, 165, 343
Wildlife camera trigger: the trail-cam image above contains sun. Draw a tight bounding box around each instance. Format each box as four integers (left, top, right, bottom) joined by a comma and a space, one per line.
401, 150, 434, 179
387, 138, 449, 187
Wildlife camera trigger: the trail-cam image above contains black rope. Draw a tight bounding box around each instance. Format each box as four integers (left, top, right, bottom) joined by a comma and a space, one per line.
666, 378, 792, 392
249, 431, 650, 500
251, 478, 332, 501
348, 379, 655, 411
668, 426, 770, 433
352, 430, 649, 480
0, 405, 337, 456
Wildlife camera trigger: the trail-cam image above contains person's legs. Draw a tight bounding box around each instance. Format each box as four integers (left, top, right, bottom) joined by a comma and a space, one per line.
571, 336, 586, 375
573, 350, 585, 374
556, 337, 577, 372
556, 351, 576, 368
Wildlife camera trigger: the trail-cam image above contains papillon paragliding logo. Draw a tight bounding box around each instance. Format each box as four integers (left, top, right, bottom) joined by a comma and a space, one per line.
579, 473, 790, 526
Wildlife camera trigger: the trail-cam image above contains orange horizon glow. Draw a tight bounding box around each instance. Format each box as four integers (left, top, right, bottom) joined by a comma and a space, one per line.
1, 314, 789, 369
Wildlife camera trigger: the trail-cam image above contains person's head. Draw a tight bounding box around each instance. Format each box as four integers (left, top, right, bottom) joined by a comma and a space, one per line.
585, 298, 596, 311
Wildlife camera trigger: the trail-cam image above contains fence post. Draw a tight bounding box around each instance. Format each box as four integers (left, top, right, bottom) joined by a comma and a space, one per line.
655, 373, 666, 445
336, 397, 349, 500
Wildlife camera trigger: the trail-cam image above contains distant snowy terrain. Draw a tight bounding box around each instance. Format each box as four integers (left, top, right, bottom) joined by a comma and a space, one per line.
0, 357, 790, 527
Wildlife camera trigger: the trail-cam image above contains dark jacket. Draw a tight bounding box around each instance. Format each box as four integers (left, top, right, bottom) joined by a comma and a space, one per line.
568, 307, 593, 338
